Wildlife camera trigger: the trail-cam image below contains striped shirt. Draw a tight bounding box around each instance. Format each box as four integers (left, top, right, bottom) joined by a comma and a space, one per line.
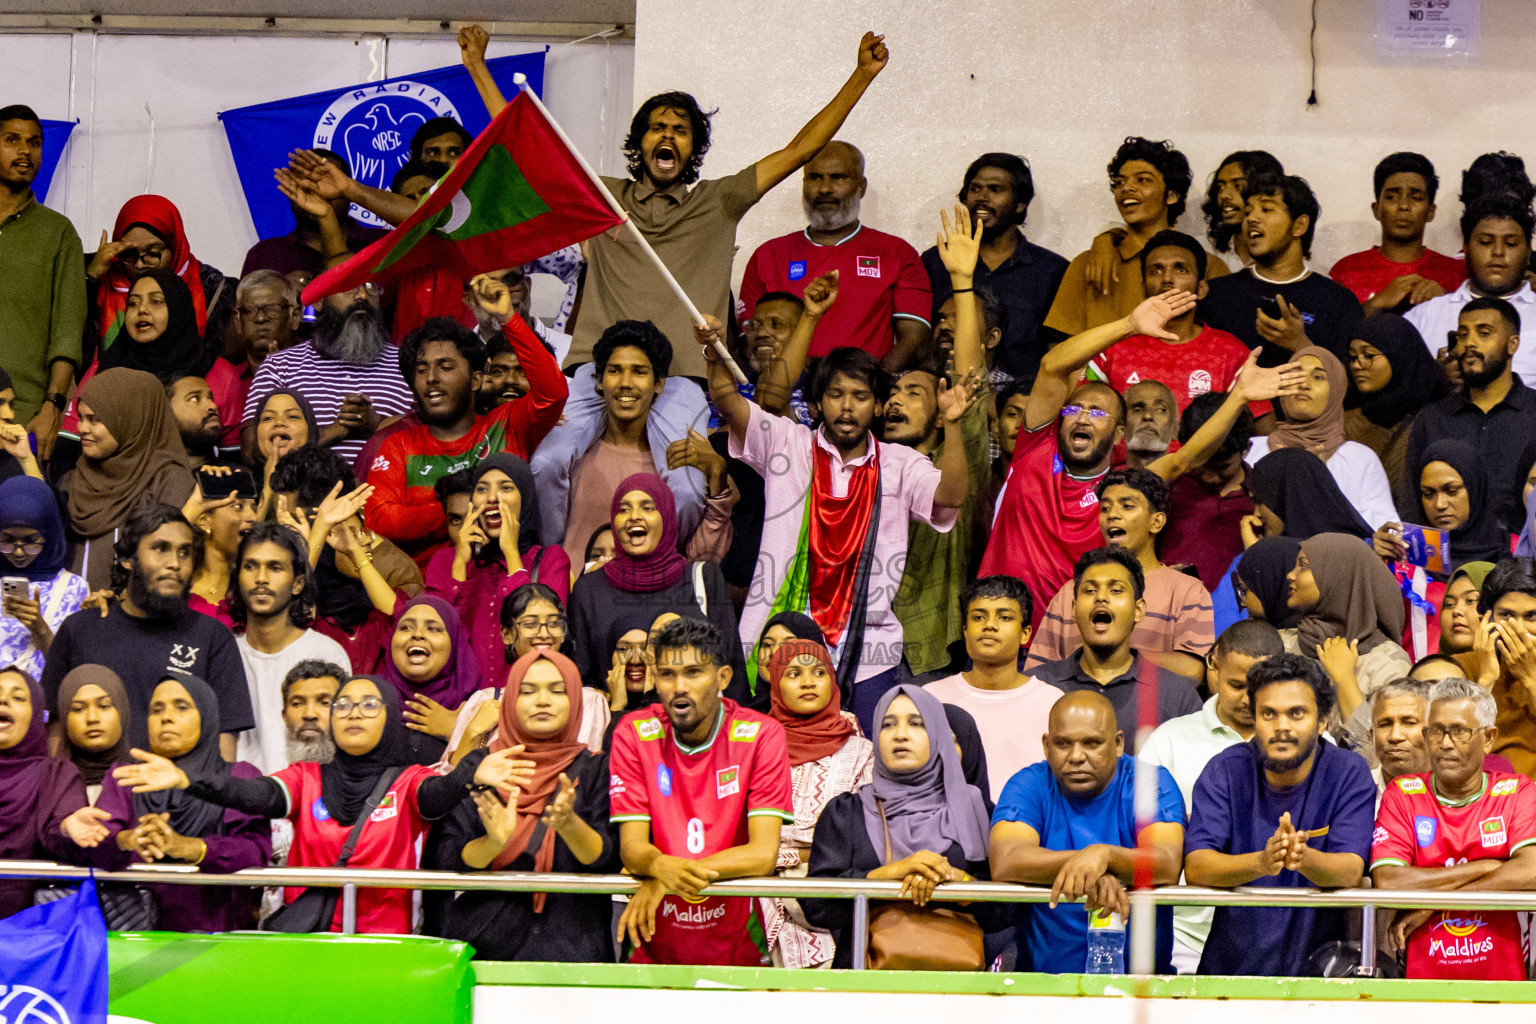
242, 340, 415, 462
1024, 564, 1215, 672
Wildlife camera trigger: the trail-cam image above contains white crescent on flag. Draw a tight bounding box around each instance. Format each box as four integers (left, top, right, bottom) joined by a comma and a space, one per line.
440, 191, 472, 234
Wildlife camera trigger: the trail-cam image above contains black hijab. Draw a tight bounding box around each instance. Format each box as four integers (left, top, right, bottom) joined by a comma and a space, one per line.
98, 268, 208, 379
313, 547, 375, 630
321, 676, 413, 827
762, 611, 828, 648
137, 676, 230, 837
1248, 447, 1372, 540
941, 703, 993, 810
1350, 314, 1450, 428
1413, 439, 1508, 567
471, 454, 541, 559
1237, 537, 1305, 629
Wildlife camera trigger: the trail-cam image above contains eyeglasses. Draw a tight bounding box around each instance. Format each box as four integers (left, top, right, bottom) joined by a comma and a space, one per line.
116, 246, 168, 267
516, 616, 568, 635
1060, 405, 1112, 420
237, 303, 292, 321
0, 537, 45, 554
1425, 724, 1478, 744
331, 696, 385, 718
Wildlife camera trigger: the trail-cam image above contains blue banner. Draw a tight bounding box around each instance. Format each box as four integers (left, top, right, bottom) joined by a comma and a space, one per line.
220, 50, 547, 241
37, 119, 77, 204
0, 876, 109, 1024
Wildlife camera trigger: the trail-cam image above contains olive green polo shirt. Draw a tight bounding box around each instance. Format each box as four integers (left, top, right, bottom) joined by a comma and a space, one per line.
0, 191, 86, 422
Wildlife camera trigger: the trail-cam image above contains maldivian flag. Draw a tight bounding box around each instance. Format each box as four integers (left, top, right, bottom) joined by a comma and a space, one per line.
303, 88, 623, 305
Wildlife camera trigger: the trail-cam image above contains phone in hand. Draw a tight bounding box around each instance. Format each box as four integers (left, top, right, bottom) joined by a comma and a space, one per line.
1259, 294, 1284, 320
1, 576, 28, 611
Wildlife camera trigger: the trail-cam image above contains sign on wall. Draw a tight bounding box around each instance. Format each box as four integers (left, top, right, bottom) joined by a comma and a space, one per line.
1376, 0, 1480, 57
219, 49, 547, 240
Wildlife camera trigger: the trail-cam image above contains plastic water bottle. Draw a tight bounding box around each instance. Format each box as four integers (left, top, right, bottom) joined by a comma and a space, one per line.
1084, 908, 1125, 974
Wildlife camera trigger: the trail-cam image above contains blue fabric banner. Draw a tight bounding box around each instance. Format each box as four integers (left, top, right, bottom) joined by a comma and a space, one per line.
0, 876, 109, 1024
37, 119, 77, 204
219, 49, 548, 240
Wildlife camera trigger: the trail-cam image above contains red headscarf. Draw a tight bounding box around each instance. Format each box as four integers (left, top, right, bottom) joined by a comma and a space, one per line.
96, 195, 208, 347
767, 639, 856, 766
602, 473, 689, 593
487, 650, 587, 909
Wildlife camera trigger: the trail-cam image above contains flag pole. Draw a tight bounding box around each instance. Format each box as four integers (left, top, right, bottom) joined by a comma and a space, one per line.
514, 73, 749, 386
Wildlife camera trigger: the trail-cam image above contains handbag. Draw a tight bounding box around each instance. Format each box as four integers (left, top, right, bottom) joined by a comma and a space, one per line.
864, 796, 984, 972
34, 881, 159, 931
262, 767, 403, 933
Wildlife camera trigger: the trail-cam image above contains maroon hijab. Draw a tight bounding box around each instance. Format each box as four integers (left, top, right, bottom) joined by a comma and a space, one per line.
603, 473, 688, 593
0, 669, 83, 858
379, 596, 483, 707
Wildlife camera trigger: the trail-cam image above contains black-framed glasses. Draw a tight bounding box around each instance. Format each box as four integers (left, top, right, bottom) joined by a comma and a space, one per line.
117, 246, 168, 266
332, 696, 384, 718
237, 302, 292, 321
516, 615, 568, 635
0, 537, 45, 554
1425, 724, 1477, 744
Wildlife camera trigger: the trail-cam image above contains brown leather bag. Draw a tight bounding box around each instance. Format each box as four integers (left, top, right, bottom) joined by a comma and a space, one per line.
864, 797, 985, 971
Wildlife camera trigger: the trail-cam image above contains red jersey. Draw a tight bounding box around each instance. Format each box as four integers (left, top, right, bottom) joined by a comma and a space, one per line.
1088, 325, 1266, 415
738, 226, 931, 360
363, 313, 566, 562
979, 422, 1105, 636
1371, 770, 1536, 980
1329, 247, 1466, 306
272, 761, 437, 934
609, 698, 793, 966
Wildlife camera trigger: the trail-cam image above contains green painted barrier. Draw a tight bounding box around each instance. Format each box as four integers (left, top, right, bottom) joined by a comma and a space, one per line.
107, 932, 474, 1023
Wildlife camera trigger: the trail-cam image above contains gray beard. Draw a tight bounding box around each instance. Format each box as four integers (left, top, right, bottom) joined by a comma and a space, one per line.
804, 194, 861, 234
286, 731, 335, 765
1126, 431, 1171, 454
314, 308, 389, 366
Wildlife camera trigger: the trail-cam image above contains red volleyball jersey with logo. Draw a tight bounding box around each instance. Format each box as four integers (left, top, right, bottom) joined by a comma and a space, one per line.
979, 422, 1106, 636
1086, 325, 1270, 416
737, 226, 932, 360
609, 699, 793, 966
273, 761, 437, 934
1371, 770, 1536, 980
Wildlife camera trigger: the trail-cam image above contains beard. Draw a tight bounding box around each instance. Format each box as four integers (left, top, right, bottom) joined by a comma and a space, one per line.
804, 193, 861, 233
285, 729, 335, 764
1260, 732, 1318, 774
1460, 348, 1510, 390
312, 300, 389, 366
179, 423, 221, 456
127, 563, 189, 619
973, 205, 1023, 242
1125, 426, 1171, 454
1062, 429, 1118, 474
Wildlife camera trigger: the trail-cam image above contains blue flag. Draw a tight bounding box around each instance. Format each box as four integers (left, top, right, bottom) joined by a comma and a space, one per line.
0, 876, 109, 1024
220, 50, 548, 241
36, 119, 77, 204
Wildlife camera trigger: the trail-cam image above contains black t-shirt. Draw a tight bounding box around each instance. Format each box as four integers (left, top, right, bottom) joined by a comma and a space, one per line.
40, 603, 254, 747
1200, 267, 1364, 365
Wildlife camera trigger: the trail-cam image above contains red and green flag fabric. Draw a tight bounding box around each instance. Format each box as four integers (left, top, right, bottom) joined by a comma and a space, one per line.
303, 89, 623, 304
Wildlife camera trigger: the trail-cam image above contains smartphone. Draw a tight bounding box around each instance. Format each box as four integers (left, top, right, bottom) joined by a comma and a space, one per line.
1, 576, 27, 609
1259, 294, 1284, 320
198, 464, 258, 501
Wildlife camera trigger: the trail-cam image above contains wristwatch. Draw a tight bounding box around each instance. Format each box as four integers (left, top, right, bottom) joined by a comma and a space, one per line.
43, 392, 66, 411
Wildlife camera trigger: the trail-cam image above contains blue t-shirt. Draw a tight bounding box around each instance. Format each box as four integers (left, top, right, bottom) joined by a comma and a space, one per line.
1185, 738, 1375, 976
992, 754, 1185, 973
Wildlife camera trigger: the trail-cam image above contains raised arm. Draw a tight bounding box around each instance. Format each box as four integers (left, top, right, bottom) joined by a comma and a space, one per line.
698, 316, 752, 442
754, 32, 888, 196
284, 150, 418, 228
933, 372, 983, 509
1147, 351, 1304, 481
458, 25, 507, 118
1024, 291, 1197, 431
759, 271, 837, 417
935, 205, 983, 379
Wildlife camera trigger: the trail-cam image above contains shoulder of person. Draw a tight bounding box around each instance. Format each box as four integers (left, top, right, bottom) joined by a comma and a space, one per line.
725, 706, 784, 742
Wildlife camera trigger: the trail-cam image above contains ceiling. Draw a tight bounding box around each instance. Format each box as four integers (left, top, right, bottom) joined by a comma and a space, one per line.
0, 0, 634, 28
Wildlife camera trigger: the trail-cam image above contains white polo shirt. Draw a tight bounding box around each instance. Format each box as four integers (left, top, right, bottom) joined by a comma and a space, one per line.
1405, 280, 1536, 379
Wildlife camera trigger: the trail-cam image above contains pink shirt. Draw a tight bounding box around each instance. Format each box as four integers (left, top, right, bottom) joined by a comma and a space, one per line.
204, 357, 251, 448
729, 402, 955, 683
922, 673, 1064, 798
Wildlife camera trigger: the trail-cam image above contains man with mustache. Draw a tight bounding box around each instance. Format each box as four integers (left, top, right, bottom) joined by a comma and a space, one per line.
0, 103, 85, 460
204, 270, 302, 453
280, 660, 342, 766
232, 523, 351, 774
166, 374, 223, 470
921, 152, 1069, 388
739, 141, 931, 372
1185, 653, 1376, 976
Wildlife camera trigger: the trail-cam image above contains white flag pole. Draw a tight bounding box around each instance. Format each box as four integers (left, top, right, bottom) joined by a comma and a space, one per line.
514, 73, 748, 385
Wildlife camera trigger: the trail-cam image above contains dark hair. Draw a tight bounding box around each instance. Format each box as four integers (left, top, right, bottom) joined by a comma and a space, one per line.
111, 501, 198, 592
624, 92, 715, 186
1201, 150, 1284, 252
1478, 557, 1536, 615
0, 104, 40, 126
409, 117, 470, 161
1460, 191, 1535, 246
652, 615, 726, 669
280, 660, 347, 705
228, 521, 315, 629
499, 582, 564, 632
959, 152, 1036, 220
1244, 173, 1321, 258
1178, 390, 1254, 464
1095, 467, 1169, 517
996, 378, 1031, 409
270, 446, 357, 508
1072, 545, 1145, 600
484, 334, 515, 363
398, 316, 487, 383
1245, 652, 1335, 721
974, 284, 1007, 341
1108, 137, 1193, 224
162, 372, 207, 398
808, 346, 891, 405
584, 523, 614, 564
1213, 619, 1285, 661
959, 574, 1034, 626
753, 291, 805, 315
433, 466, 476, 506
1138, 229, 1208, 282
1410, 653, 1464, 678
1374, 152, 1439, 203
1460, 152, 1535, 208
594, 319, 673, 379
1461, 295, 1521, 333
390, 158, 445, 194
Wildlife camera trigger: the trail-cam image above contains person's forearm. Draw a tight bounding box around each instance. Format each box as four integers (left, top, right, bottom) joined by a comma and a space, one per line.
317, 422, 349, 448
461, 834, 503, 870
624, 838, 666, 878
464, 56, 508, 118
1375, 861, 1501, 891
1456, 853, 1536, 892
697, 838, 779, 879
316, 209, 350, 267
341, 177, 419, 227
417, 751, 483, 819
555, 817, 606, 866
1184, 849, 1267, 887
990, 844, 1079, 884
1295, 849, 1364, 888
1331, 667, 1366, 721
1039, 315, 1134, 379
760, 312, 821, 415
708, 360, 752, 439
45, 359, 73, 405
187, 772, 288, 818
219, 734, 238, 761
950, 277, 982, 379
506, 314, 567, 420
1142, 649, 1205, 684
933, 418, 969, 508
756, 66, 880, 194
880, 319, 930, 374
1148, 387, 1246, 482
355, 551, 399, 616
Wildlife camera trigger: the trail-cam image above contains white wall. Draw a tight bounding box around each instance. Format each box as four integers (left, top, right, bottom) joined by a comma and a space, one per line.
632, 0, 1536, 287
0, 30, 634, 310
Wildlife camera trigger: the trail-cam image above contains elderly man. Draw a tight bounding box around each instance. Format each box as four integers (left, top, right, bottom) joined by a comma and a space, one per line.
1122, 380, 1178, 469
280, 660, 342, 765
210, 269, 302, 450
989, 690, 1185, 973
1371, 679, 1536, 980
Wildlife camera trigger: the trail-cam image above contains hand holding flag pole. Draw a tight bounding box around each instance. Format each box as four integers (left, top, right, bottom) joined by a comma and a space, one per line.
512, 73, 749, 386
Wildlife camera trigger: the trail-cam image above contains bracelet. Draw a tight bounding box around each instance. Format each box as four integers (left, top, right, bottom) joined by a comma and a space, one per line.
353, 554, 374, 570
192, 839, 208, 866
950, 287, 974, 294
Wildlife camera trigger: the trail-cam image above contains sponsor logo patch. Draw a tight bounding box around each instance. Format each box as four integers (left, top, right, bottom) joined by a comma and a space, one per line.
856, 255, 881, 278
1481, 816, 1508, 848
716, 766, 740, 799
369, 791, 398, 823
311, 798, 331, 823
1372, 825, 1389, 846
657, 764, 673, 798
1414, 815, 1438, 847
1187, 369, 1213, 396
730, 721, 760, 742
634, 718, 663, 741
788, 259, 807, 281
609, 774, 625, 797
1397, 776, 1426, 794
1492, 778, 1519, 797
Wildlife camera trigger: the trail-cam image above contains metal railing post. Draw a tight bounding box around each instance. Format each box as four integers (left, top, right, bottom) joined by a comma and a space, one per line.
850, 893, 869, 970
1357, 903, 1377, 976
341, 883, 357, 935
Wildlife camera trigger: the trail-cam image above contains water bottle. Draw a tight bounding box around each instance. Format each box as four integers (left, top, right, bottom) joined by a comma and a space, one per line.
1084, 908, 1125, 974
